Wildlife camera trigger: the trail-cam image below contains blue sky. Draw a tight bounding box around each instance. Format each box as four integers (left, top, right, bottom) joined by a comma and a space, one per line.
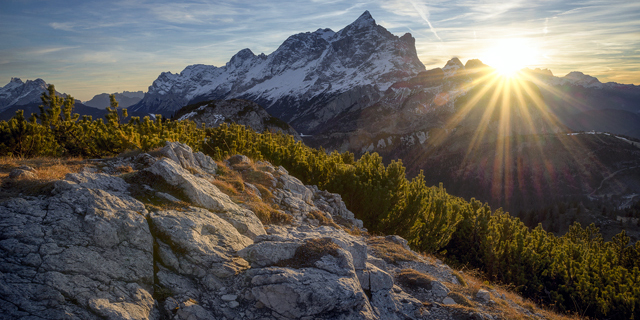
1, 0, 639, 101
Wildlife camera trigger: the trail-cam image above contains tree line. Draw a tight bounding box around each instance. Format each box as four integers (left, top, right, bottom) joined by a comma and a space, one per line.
1, 85, 639, 318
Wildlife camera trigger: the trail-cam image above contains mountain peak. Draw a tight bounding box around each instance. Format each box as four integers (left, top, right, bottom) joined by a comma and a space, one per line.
10, 77, 23, 84
444, 57, 464, 69
350, 10, 376, 29
564, 71, 600, 84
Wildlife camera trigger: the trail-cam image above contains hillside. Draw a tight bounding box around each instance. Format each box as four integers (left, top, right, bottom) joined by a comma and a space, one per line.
1, 91, 640, 318
0, 142, 561, 320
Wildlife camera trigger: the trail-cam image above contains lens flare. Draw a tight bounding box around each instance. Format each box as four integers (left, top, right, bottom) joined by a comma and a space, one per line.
481, 38, 539, 77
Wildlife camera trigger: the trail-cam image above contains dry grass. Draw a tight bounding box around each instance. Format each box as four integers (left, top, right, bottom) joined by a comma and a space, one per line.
0, 157, 88, 200
212, 161, 292, 225
396, 269, 435, 290
307, 210, 340, 228
446, 268, 585, 320
366, 236, 419, 264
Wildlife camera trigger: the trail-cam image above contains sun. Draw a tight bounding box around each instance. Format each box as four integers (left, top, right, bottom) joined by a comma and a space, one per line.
481, 38, 539, 77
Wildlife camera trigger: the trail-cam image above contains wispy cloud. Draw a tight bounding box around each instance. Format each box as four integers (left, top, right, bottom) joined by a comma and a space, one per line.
1, 0, 639, 100
408, 0, 442, 40
49, 22, 75, 31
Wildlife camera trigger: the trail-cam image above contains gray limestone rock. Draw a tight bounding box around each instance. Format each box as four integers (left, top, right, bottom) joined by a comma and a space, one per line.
238, 240, 301, 268
9, 168, 37, 179
150, 207, 252, 279
249, 267, 375, 319
147, 158, 266, 239
476, 289, 491, 303
0, 178, 156, 319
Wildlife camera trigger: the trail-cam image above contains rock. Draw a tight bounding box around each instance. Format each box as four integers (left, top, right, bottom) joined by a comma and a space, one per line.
385, 235, 409, 250
244, 182, 261, 198
238, 240, 301, 267
310, 185, 364, 228
147, 158, 266, 239
442, 297, 457, 305
174, 300, 214, 320
221, 294, 238, 301
368, 264, 394, 292
160, 141, 200, 170
370, 289, 423, 320
249, 267, 375, 319
430, 280, 451, 298
0, 178, 156, 319
150, 207, 252, 279
9, 168, 37, 179
135, 153, 157, 167
64, 171, 130, 194
265, 225, 367, 270
227, 154, 251, 166
194, 151, 217, 174
278, 174, 313, 204
476, 289, 491, 303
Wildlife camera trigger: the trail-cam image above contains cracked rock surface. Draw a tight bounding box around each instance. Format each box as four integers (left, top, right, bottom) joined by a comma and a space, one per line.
0, 142, 544, 320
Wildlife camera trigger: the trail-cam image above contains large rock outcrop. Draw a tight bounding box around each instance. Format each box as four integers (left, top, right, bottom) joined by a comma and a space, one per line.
0, 142, 545, 320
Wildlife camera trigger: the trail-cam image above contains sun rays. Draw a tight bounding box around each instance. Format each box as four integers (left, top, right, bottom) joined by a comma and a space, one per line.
429, 62, 605, 208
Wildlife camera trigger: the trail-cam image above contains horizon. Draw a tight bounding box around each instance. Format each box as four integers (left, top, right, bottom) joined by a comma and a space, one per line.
1, 0, 639, 101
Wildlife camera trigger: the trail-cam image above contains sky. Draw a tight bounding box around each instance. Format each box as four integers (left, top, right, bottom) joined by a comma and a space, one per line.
1, 0, 639, 101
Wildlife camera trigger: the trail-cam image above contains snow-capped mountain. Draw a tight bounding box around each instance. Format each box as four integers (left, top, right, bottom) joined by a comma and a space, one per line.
131, 11, 425, 133
0, 78, 51, 112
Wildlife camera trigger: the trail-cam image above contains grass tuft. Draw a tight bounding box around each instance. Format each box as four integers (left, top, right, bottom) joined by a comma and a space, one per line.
396, 269, 434, 290
367, 237, 419, 264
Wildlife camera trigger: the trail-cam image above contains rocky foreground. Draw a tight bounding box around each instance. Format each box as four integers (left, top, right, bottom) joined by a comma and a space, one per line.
1, 143, 546, 320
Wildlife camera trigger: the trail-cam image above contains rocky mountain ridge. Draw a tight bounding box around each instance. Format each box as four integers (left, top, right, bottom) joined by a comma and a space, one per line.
0, 78, 54, 112
84, 91, 145, 109
129, 11, 425, 134
172, 99, 300, 139
0, 142, 547, 320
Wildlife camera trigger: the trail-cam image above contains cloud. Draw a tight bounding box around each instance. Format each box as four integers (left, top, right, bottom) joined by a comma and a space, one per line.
49, 22, 75, 31
408, 0, 441, 40
381, 0, 442, 40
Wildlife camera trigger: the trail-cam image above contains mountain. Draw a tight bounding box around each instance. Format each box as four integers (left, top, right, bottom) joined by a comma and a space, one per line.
0, 77, 110, 121
0, 78, 51, 112
130, 11, 425, 134
522, 68, 640, 138
172, 99, 300, 139
83, 91, 144, 109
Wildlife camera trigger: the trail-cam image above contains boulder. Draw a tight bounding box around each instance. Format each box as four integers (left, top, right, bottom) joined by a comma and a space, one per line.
9, 167, 37, 179
147, 158, 266, 239
0, 179, 156, 319
150, 207, 252, 279
249, 267, 375, 319
476, 289, 491, 303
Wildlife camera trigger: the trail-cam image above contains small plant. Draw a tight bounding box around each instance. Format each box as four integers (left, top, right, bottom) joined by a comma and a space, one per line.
367, 237, 418, 264
307, 210, 340, 228
396, 269, 434, 290
452, 271, 467, 287
448, 292, 473, 307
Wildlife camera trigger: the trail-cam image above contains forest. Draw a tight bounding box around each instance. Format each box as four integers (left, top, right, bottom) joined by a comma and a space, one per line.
1, 85, 639, 319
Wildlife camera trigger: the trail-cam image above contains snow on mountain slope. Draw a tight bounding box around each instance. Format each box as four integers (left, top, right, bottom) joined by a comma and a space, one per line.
0, 78, 50, 111
131, 11, 425, 133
